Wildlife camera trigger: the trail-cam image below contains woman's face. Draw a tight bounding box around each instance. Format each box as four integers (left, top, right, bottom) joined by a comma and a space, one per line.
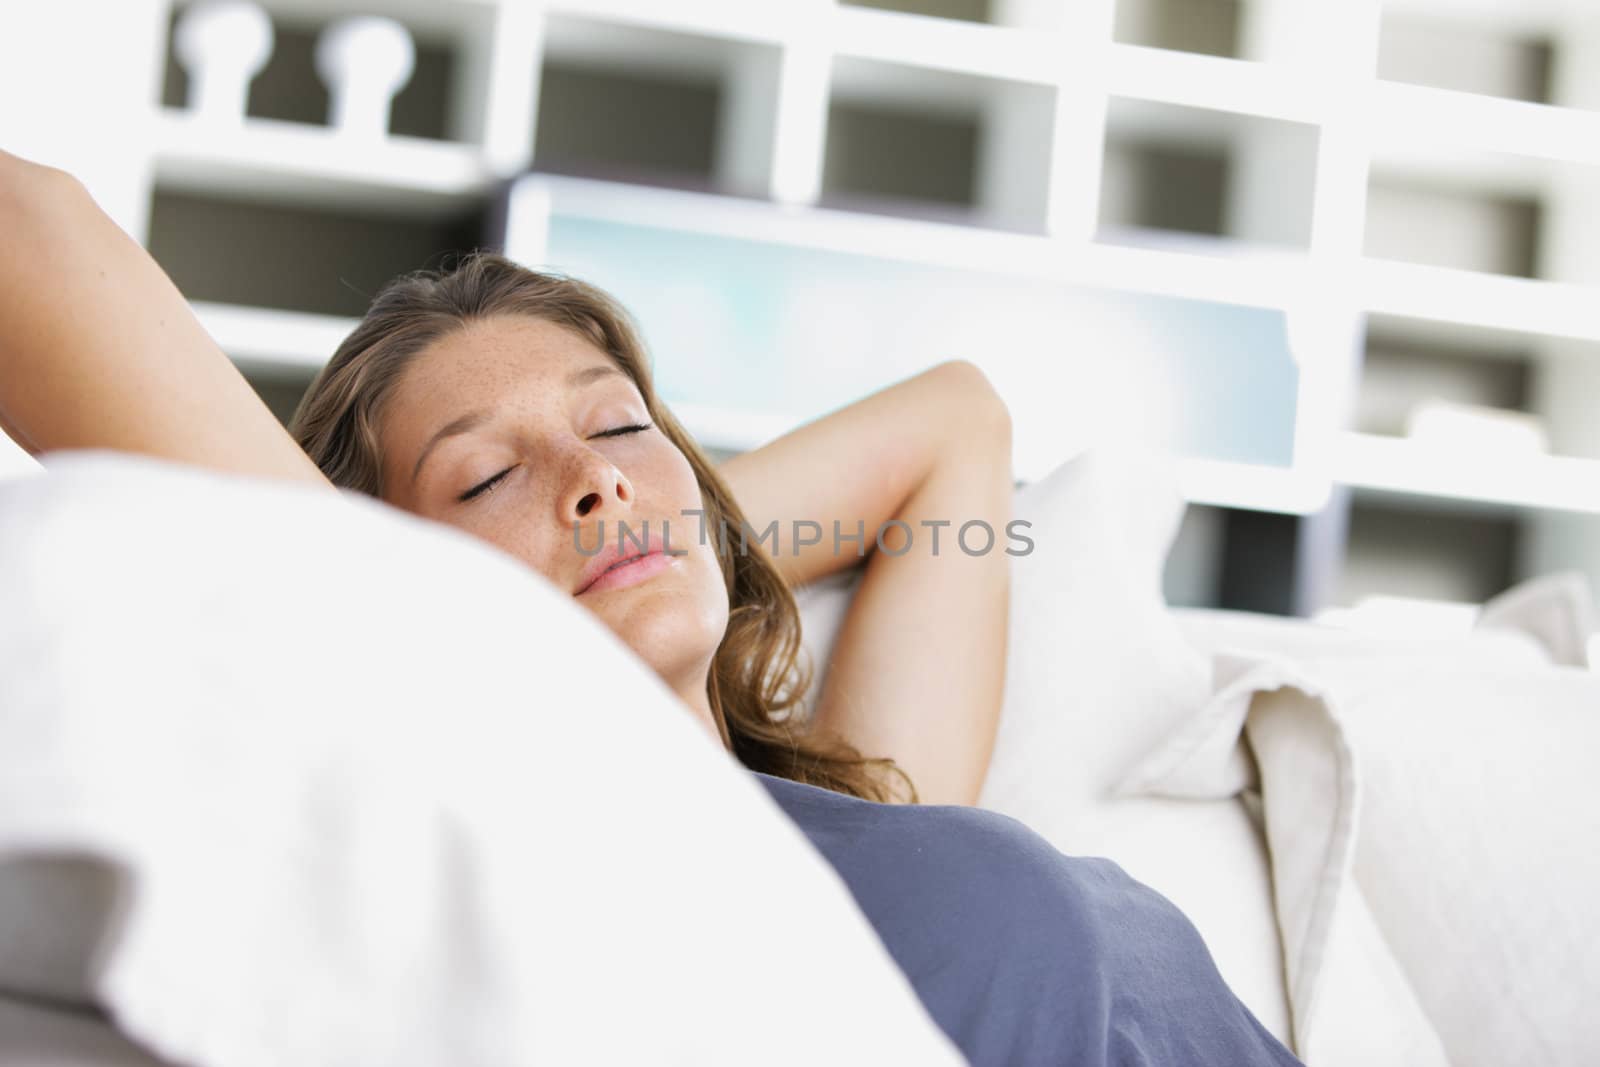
378, 314, 730, 700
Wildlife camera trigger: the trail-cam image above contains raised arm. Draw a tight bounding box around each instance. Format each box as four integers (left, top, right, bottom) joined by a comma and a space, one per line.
718, 361, 1014, 806
0, 149, 333, 489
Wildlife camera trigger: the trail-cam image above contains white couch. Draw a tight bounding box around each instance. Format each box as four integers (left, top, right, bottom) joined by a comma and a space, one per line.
795, 446, 1600, 1067
2, 447, 1596, 1066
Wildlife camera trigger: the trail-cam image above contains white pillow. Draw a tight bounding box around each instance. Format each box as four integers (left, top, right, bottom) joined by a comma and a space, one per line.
1475, 570, 1597, 669
1125, 648, 1600, 1067
1314, 657, 1600, 1067
0, 449, 965, 1067
796, 446, 1293, 1044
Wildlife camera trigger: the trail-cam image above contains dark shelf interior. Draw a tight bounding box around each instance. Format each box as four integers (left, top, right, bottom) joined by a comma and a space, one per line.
534, 61, 723, 190
1356, 333, 1533, 436
821, 99, 979, 213
1339, 500, 1521, 607
1377, 15, 1553, 104
1101, 142, 1230, 238
148, 189, 488, 318
1364, 182, 1544, 279
1113, 0, 1241, 59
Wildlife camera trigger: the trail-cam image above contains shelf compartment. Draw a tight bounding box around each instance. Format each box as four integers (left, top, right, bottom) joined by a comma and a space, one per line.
821, 97, 979, 217
1365, 143, 1600, 292
148, 188, 487, 320
1377, 11, 1552, 104
1113, 0, 1241, 60
1363, 310, 1564, 355
1163, 504, 1229, 609
1100, 96, 1319, 250
537, 14, 781, 194
825, 55, 1057, 230
1365, 178, 1542, 279
1368, 142, 1558, 203
1335, 495, 1523, 607
1355, 329, 1532, 440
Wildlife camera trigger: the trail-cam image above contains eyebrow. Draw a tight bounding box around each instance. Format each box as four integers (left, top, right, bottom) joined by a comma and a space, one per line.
410, 363, 629, 486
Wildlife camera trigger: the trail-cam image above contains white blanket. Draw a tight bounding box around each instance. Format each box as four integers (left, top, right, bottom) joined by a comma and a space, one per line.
0, 451, 965, 1067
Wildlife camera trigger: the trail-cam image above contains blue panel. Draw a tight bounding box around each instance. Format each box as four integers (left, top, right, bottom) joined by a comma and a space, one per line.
542, 215, 1298, 468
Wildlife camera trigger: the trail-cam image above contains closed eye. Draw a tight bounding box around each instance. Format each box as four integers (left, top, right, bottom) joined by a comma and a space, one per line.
458, 467, 512, 503
595, 422, 654, 439
456, 422, 654, 504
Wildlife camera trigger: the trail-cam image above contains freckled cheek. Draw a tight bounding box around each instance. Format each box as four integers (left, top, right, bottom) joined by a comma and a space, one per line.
630, 452, 695, 516
472, 506, 567, 584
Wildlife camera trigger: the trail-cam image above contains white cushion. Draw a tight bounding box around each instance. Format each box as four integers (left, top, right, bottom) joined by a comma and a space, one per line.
0, 449, 964, 1067
1125, 648, 1600, 1067
797, 446, 1293, 1044
1320, 657, 1600, 1067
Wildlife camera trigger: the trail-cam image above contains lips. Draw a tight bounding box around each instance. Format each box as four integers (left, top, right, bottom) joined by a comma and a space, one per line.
573, 525, 669, 595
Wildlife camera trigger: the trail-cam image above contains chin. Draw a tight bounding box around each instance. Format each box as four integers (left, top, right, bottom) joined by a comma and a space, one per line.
589, 584, 727, 680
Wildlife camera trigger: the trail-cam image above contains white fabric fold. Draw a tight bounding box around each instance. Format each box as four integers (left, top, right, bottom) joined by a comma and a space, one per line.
1117, 652, 1452, 1066
1122, 639, 1600, 1067
1117, 652, 1359, 1050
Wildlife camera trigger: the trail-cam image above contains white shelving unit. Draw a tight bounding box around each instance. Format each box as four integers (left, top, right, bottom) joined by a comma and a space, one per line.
4, 0, 1597, 620
153, 110, 496, 216
1334, 431, 1600, 516
192, 302, 358, 374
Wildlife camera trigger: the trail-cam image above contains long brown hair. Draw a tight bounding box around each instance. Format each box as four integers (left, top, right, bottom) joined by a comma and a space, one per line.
288, 251, 915, 803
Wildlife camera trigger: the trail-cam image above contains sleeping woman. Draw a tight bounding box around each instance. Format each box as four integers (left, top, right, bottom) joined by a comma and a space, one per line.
0, 148, 1302, 1067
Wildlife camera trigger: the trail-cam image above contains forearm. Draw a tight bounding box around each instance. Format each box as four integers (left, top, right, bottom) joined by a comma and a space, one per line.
809, 405, 1013, 805
717, 361, 990, 588
719, 359, 1015, 805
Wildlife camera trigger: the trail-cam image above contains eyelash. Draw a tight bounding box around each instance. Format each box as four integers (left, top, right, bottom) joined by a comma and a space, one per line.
456, 422, 654, 504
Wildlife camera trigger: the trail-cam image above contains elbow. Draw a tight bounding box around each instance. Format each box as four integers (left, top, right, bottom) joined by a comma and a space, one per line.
934, 359, 1012, 447
0, 150, 88, 223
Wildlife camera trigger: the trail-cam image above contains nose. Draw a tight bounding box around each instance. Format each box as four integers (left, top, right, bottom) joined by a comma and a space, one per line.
561, 446, 633, 523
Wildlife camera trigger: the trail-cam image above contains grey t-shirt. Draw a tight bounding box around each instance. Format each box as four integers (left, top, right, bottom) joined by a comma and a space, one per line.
753, 772, 1303, 1067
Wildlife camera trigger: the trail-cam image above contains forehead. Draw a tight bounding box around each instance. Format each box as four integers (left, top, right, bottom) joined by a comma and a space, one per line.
380, 315, 636, 488
402, 315, 614, 395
